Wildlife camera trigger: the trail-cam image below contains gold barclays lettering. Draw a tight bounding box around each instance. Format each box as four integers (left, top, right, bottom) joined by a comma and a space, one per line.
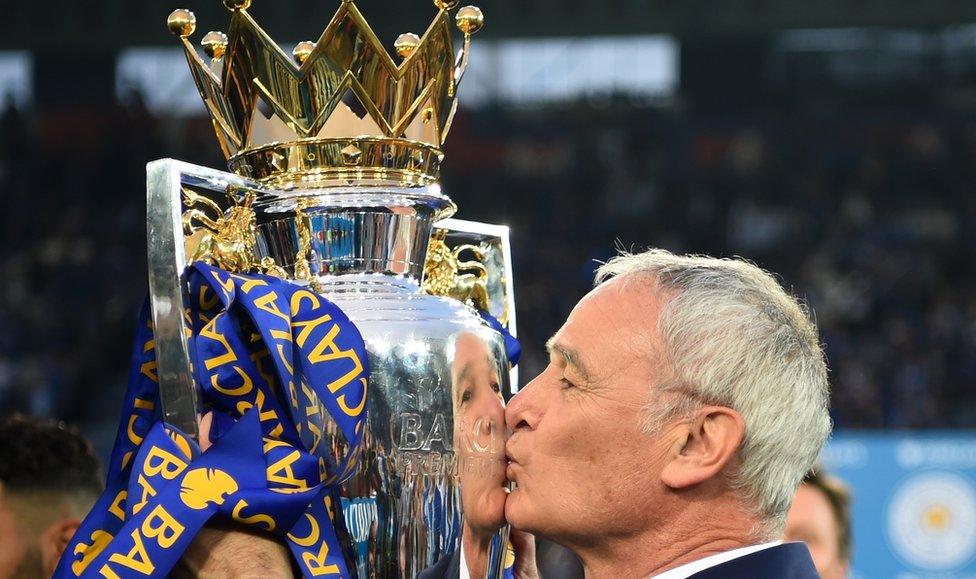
210, 367, 254, 397
143, 446, 189, 480
293, 313, 333, 350
71, 529, 113, 575
249, 347, 277, 386
306, 421, 323, 455
97, 504, 187, 577
108, 490, 127, 521
235, 388, 285, 438
132, 474, 156, 516
267, 449, 311, 491
134, 398, 155, 411
139, 360, 158, 384
141, 504, 185, 549
290, 290, 322, 315
209, 270, 235, 297
232, 499, 277, 531
199, 320, 238, 370
337, 379, 367, 418
229, 274, 268, 294
252, 290, 291, 325
288, 514, 341, 576
127, 416, 145, 447
307, 324, 364, 396
199, 284, 220, 311
140, 340, 158, 384
101, 529, 154, 576
302, 383, 321, 417
180, 468, 239, 510
277, 343, 294, 375
121, 452, 134, 471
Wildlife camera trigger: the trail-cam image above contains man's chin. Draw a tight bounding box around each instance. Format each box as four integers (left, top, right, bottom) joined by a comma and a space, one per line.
466, 486, 510, 535
503, 490, 539, 534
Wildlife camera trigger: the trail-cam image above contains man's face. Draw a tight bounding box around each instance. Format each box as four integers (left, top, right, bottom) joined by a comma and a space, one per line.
784, 484, 849, 579
451, 332, 508, 536
504, 278, 673, 544
0, 496, 38, 579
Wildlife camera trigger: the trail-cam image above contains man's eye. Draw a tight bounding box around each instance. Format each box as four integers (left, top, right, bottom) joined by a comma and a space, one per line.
560, 377, 576, 389
490, 382, 500, 393
461, 390, 472, 403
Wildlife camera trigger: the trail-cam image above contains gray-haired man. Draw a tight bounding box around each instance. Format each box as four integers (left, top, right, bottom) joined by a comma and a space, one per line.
504, 249, 830, 578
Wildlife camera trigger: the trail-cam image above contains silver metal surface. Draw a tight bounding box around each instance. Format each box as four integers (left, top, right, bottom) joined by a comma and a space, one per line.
255, 184, 512, 578
145, 160, 200, 439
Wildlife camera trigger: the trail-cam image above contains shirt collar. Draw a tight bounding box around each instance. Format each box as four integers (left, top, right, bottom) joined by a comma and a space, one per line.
648, 541, 783, 579
459, 544, 471, 579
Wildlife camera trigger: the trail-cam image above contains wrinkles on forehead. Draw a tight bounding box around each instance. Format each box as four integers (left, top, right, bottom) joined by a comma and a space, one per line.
563, 277, 672, 390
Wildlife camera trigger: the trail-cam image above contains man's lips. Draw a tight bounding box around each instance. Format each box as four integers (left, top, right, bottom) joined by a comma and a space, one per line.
506, 462, 520, 484
505, 444, 520, 482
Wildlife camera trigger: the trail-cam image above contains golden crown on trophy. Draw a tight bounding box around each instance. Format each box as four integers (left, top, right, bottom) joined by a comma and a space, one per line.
166, 0, 484, 189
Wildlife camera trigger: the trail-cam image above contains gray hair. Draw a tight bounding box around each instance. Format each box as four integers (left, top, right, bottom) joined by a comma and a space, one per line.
595, 249, 831, 534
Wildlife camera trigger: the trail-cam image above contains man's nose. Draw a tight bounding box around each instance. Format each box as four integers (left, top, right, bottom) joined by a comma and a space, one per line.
505, 375, 542, 432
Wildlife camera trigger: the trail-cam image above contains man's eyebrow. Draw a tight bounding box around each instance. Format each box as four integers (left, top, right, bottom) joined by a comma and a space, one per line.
545, 336, 592, 382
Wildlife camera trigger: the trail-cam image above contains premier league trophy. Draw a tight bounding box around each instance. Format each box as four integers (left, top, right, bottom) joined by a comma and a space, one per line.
56, 1, 517, 578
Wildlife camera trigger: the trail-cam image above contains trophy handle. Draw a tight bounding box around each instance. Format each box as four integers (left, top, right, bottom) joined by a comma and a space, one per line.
146, 159, 257, 439
433, 217, 519, 390
147, 160, 200, 439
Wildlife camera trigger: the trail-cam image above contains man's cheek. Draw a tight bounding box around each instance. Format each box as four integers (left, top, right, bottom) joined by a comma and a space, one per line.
0, 518, 25, 578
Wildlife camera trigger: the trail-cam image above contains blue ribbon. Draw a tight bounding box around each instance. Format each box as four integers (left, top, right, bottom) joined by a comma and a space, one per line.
55, 264, 368, 578
55, 263, 520, 578
478, 311, 521, 367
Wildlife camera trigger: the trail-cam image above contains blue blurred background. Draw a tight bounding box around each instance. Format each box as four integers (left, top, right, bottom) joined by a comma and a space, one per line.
3, 0, 976, 574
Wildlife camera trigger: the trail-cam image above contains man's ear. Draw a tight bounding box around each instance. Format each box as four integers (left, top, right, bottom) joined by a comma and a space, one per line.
660, 406, 745, 490
40, 517, 82, 575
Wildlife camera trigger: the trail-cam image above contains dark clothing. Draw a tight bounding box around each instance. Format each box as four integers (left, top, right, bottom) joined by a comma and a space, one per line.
417, 541, 819, 579
417, 550, 461, 579
688, 543, 820, 579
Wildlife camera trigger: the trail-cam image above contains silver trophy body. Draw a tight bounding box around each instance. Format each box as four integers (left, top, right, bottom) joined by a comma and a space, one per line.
147, 162, 513, 578
257, 185, 512, 577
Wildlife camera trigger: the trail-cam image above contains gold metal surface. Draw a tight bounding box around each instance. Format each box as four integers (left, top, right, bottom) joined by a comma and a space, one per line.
293, 200, 313, 283
229, 137, 443, 188
167, 9, 196, 38
395, 33, 422, 58
201, 31, 228, 60
292, 41, 316, 65
422, 230, 490, 312
456, 6, 484, 35
223, 0, 251, 10
181, 188, 283, 276
168, 0, 483, 188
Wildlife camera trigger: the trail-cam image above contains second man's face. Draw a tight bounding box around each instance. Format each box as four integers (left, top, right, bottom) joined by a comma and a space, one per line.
784, 483, 849, 579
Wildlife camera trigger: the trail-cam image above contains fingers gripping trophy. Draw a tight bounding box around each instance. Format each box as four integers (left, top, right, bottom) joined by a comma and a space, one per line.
55, 1, 519, 578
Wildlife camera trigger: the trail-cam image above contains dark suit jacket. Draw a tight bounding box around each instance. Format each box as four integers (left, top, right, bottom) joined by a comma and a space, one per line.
416, 542, 818, 579
417, 549, 461, 579
687, 543, 819, 579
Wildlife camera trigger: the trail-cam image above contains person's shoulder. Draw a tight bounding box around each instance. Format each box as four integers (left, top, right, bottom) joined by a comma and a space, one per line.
687, 543, 819, 579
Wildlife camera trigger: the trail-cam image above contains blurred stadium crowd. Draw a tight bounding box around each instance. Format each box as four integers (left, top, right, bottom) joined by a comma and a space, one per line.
1, 90, 975, 445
